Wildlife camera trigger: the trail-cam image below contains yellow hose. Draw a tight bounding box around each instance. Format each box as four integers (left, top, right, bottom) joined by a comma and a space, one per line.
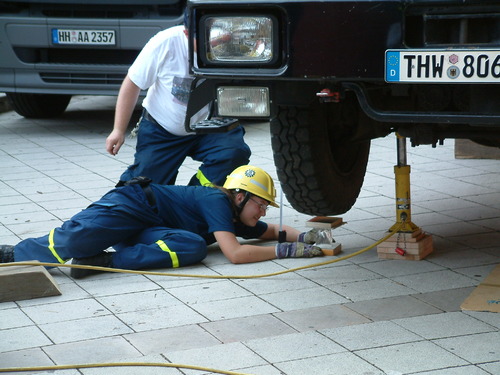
0, 226, 400, 374
0, 226, 399, 279
0, 362, 253, 374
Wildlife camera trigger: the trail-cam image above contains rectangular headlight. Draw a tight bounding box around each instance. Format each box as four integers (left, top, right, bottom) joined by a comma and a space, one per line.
203, 16, 275, 63
217, 87, 270, 117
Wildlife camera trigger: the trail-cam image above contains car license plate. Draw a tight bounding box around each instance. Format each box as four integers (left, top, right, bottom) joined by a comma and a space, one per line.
385, 50, 500, 83
52, 29, 116, 45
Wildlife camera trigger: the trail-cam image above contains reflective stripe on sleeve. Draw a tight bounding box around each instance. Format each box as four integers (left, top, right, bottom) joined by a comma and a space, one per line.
48, 229, 66, 264
155, 240, 180, 268
196, 169, 213, 187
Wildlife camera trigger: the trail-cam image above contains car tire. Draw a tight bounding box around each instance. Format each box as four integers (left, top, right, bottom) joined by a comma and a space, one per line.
6, 93, 72, 119
270, 95, 371, 215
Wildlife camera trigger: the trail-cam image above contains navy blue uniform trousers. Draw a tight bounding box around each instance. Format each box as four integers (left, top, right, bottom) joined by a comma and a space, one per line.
119, 115, 251, 186
14, 185, 207, 269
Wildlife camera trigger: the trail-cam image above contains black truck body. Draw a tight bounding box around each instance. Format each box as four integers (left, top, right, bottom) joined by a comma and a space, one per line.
185, 0, 500, 215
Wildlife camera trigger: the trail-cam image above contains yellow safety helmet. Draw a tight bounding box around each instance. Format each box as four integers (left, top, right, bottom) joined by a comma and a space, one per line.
223, 165, 279, 208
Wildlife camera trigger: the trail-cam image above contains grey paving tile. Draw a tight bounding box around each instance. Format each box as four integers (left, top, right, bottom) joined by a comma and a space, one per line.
125, 325, 221, 355
361, 258, 445, 278
454, 263, 499, 281
96, 290, 182, 314
233, 273, 319, 295
433, 331, 500, 363
464, 311, 500, 329
346, 295, 443, 321
245, 331, 346, 363
258, 286, 349, 311
40, 315, 133, 344
145, 265, 224, 289
442, 205, 500, 222
237, 364, 284, 375
0, 308, 32, 329
393, 311, 496, 339
0, 326, 52, 352
20, 298, 109, 325
207, 258, 289, 277
274, 304, 370, 332
392, 269, 478, 293
0, 301, 17, 310
166, 280, 252, 305
164, 342, 268, 374
320, 320, 422, 351
337, 217, 395, 234
201, 314, 296, 343
75, 274, 161, 297
356, 341, 468, 374
411, 287, 476, 312
117, 304, 207, 332
478, 361, 500, 374
412, 366, 491, 375
328, 278, 417, 302
273, 352, 382, 375
0, 348, 54, 371
426, 221, 492, 238
189, 295, 279, 321
297, 263, 382, 285
449, 231, 500, 249
42, 336, 142, 366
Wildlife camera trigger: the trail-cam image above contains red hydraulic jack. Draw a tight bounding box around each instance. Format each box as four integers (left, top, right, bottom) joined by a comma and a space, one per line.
377, 134, 434, 260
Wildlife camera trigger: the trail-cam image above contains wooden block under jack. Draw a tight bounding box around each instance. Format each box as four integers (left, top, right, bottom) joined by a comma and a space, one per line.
306, 216, 345, 230
0, 261, 62, 302
380, 229, 426, 242
319, 243, 342, 256
377, 233, 434, 260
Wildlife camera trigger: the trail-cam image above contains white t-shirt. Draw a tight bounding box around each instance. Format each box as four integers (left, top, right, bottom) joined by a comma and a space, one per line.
128, 25, 209, 136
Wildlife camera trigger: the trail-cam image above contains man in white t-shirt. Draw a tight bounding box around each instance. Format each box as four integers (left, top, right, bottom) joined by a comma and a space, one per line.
106, 10, 251, 187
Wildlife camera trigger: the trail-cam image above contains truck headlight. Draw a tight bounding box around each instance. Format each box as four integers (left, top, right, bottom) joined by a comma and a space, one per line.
201, 16, 276, 64
217, 87, 270, 117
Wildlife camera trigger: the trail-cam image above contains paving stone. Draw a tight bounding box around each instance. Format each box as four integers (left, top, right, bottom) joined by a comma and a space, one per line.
346, 295, 443, 321
356, 341, 468, 374
201, 314, 296, 343
320, 320, 422, 351
393, 311, 496, 339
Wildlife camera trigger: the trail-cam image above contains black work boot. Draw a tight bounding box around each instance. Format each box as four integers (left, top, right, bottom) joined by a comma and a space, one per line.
70, 252, 113, 279
0, 245, 15, 263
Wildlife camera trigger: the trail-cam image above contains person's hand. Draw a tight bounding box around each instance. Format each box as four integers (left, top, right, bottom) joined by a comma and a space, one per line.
297, 228, 321, 244
275, 242, 323, 258
105, 129, 126, 155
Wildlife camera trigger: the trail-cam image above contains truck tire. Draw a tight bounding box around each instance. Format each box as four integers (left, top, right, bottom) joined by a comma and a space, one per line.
271, 97, 370, 215
6, 93, 72, 119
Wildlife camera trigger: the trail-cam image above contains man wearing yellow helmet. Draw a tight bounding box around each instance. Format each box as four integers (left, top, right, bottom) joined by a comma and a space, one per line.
0, 165, 323, 278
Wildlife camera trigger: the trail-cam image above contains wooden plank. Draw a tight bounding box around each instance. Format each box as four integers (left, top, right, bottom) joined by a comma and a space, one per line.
306, 216, 345, 229
320, 243, 342, 256
383, 230, 426, 242
0, 261, 62, 302
377, 234, 434, 260
455, 139, 500, 160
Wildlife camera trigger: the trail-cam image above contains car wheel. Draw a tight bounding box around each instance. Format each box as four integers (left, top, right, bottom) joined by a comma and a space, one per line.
6, 93, 72, 119
270, 95, 371, 215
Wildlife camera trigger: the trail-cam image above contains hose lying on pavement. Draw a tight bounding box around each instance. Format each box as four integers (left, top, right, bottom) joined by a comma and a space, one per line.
0, 226, 401, 375
0, 225, 400, 279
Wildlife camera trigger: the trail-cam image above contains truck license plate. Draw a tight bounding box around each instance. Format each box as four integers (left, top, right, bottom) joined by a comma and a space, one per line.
52, 29, 116, 45
385, 50, 500, 83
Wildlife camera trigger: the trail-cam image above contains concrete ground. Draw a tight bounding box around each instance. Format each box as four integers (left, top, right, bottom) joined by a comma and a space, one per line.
0, 95, 499, 375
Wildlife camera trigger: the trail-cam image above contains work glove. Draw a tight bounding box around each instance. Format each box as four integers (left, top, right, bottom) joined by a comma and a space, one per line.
297, 228, 322, 244
275, 242, 324, 259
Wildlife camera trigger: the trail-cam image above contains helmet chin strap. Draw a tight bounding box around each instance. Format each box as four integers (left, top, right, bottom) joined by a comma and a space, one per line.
235, 189, 251, 215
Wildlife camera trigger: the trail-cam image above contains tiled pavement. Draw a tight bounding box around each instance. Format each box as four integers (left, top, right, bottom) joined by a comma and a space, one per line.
0, 95, 499, 375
